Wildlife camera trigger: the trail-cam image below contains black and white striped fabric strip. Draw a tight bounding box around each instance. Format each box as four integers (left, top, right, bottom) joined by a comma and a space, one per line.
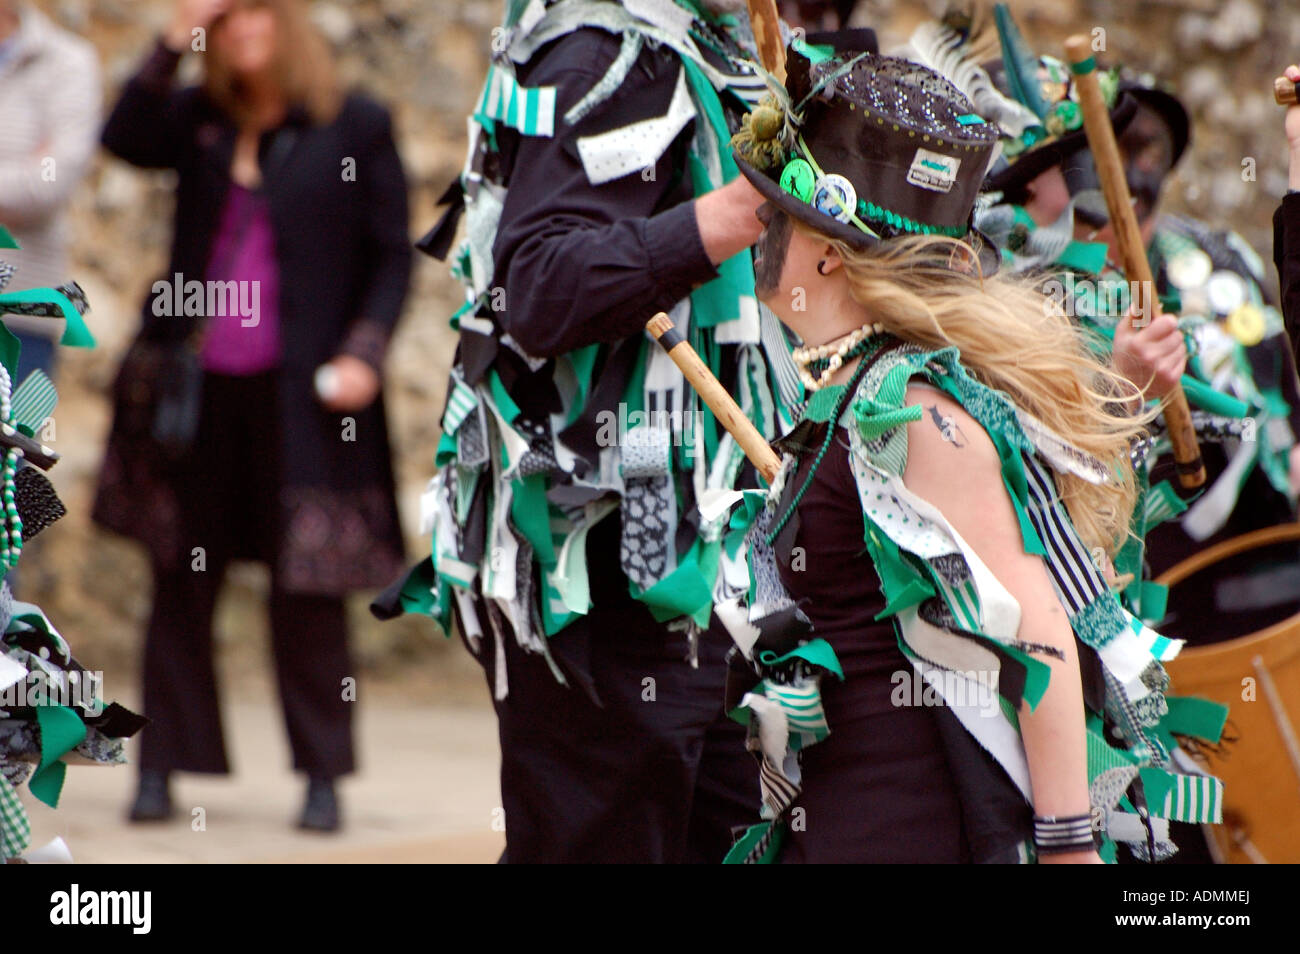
1021, 454, 1110, 615
758, 755, 800, 816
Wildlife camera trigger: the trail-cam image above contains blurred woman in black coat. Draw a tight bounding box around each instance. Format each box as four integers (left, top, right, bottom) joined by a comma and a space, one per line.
93, 0, 411, 831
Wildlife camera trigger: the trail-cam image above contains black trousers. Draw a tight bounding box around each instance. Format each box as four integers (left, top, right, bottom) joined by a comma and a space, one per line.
460, 518, 759, 863
138, 371, 354, 778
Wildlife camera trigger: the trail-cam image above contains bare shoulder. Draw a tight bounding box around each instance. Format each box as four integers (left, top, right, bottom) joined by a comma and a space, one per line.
901, 384, 1020, 543
902, 383, 999, 472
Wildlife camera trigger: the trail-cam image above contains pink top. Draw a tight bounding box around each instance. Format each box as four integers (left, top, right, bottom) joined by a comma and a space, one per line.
200, 183, 283, 375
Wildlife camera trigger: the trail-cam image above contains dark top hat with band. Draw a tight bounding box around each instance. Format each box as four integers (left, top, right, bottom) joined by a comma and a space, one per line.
733, 44, 1000, 263
975, 4, 1137, 199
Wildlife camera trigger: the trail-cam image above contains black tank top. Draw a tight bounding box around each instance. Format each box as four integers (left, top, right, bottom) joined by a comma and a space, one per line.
773, 423, 971, 863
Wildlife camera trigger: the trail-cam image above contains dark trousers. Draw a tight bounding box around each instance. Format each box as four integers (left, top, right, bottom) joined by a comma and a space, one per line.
138, 371, 354, 777
462, 520, 759, 863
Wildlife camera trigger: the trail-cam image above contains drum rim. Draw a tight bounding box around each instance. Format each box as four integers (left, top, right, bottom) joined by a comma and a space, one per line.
1158, 523, 1300, 663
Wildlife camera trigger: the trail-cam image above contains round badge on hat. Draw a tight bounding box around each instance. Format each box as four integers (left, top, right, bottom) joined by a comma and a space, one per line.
812, 173, 857, 224
1206, 270, 1248, 317
1225, 303, 1266, 347
779, 158, 816, 204
1166, 248, 1212, 291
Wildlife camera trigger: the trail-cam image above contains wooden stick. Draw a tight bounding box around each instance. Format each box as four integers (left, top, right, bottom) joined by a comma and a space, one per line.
1275, 76, 1299, 106
646, 312, 782, 483
1064, 35, 1205, 489
745, 0, 786, 84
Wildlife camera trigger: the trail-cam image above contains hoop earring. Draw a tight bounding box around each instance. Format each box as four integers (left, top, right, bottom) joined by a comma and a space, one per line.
817, 259, 829, 276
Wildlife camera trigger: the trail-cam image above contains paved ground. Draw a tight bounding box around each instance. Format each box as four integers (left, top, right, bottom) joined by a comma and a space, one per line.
19, 696, 506, 864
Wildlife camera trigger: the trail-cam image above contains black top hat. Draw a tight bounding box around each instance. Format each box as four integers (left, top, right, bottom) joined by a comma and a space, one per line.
733, 47, 1000, 258
982, 57, 1138, 199
1123, 82, 1190, 168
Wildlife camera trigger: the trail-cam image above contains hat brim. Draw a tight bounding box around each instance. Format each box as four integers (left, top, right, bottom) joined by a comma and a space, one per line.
1126, 86, 1190, 167
985, 91, 1139, 196
735, 152, 1001, 278
736, 151, 880, 251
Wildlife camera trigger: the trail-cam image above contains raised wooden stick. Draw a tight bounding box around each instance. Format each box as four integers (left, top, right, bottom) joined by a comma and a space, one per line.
646, 312, 781, 483
1275, 75, 1299, 106
1065, 35, 1205, 489
745, 0, 786, 84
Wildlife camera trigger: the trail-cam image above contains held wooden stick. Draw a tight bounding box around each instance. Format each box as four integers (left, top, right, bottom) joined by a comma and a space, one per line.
1064, 35, 1205, 489
1275, 76, 1299, 106
745, 0, 786, 84
646, 312, 782, 483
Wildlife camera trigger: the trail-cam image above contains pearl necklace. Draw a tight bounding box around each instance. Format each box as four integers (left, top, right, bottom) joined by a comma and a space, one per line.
0, 365, 23, 570
791, 322, 884, 392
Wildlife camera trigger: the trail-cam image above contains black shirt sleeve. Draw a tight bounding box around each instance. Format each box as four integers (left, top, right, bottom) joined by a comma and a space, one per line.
490, 29, 721, 359
101, 37, 192, 170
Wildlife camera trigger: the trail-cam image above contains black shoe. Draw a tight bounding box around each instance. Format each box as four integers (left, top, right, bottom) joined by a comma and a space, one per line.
297, 777, 340, 832
127, 770, 173, 823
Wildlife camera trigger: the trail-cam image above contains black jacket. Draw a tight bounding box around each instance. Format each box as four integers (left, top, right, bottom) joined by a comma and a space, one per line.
1275, 192, 1300, 364
92, 39, 411, 594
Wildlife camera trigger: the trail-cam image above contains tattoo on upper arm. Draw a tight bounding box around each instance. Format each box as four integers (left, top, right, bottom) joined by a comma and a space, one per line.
927, 405, 968, 448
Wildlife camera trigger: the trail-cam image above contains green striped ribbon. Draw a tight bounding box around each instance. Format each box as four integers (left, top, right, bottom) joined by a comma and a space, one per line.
10, 368, 57, 434
476, 64, 558, 138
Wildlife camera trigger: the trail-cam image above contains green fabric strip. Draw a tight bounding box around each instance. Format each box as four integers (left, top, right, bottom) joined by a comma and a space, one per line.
30, 703, 87, 808
510, 474, 557, 566
0, 287, 94, 348
1162, 695, 1228, 744
755, 637, 845, 680
1180, 376, 1251, 418
1070, 56, 1097, 75
864, 521, 936, 619
636, 535, 720, 626
0, 225, 17, 249
722, 820, 784, 864
1057, 239, 1109, 275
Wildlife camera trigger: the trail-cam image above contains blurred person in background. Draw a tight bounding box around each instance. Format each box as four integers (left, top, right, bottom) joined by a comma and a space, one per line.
0, 0, 100, 384
92, 0, 411, 832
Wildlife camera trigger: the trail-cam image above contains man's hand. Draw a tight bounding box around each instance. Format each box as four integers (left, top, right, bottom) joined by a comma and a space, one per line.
695, 175, 766, 267
1112, 306, 1187, 400
164, 0, 230, 53
1286, 65, 1300, 191
317, 355, 381, 413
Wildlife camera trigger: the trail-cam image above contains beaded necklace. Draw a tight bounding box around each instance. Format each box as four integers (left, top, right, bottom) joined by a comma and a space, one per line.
0, 365, 24, 569
792, 321, 885, 391
765, 334, 891, 546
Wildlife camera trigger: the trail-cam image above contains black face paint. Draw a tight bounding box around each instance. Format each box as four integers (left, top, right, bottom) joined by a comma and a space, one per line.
753, 204, 793, 298
1063, 104, 1175, 229
1118, 106, 1175, 224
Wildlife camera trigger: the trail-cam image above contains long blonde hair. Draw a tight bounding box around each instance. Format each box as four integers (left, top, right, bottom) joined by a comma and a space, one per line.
805, 225, 1151, 557
203, 0, 341, 126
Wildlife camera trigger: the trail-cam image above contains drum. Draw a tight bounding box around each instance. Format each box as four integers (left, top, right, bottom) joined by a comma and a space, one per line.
1156, 523, 1300, 863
